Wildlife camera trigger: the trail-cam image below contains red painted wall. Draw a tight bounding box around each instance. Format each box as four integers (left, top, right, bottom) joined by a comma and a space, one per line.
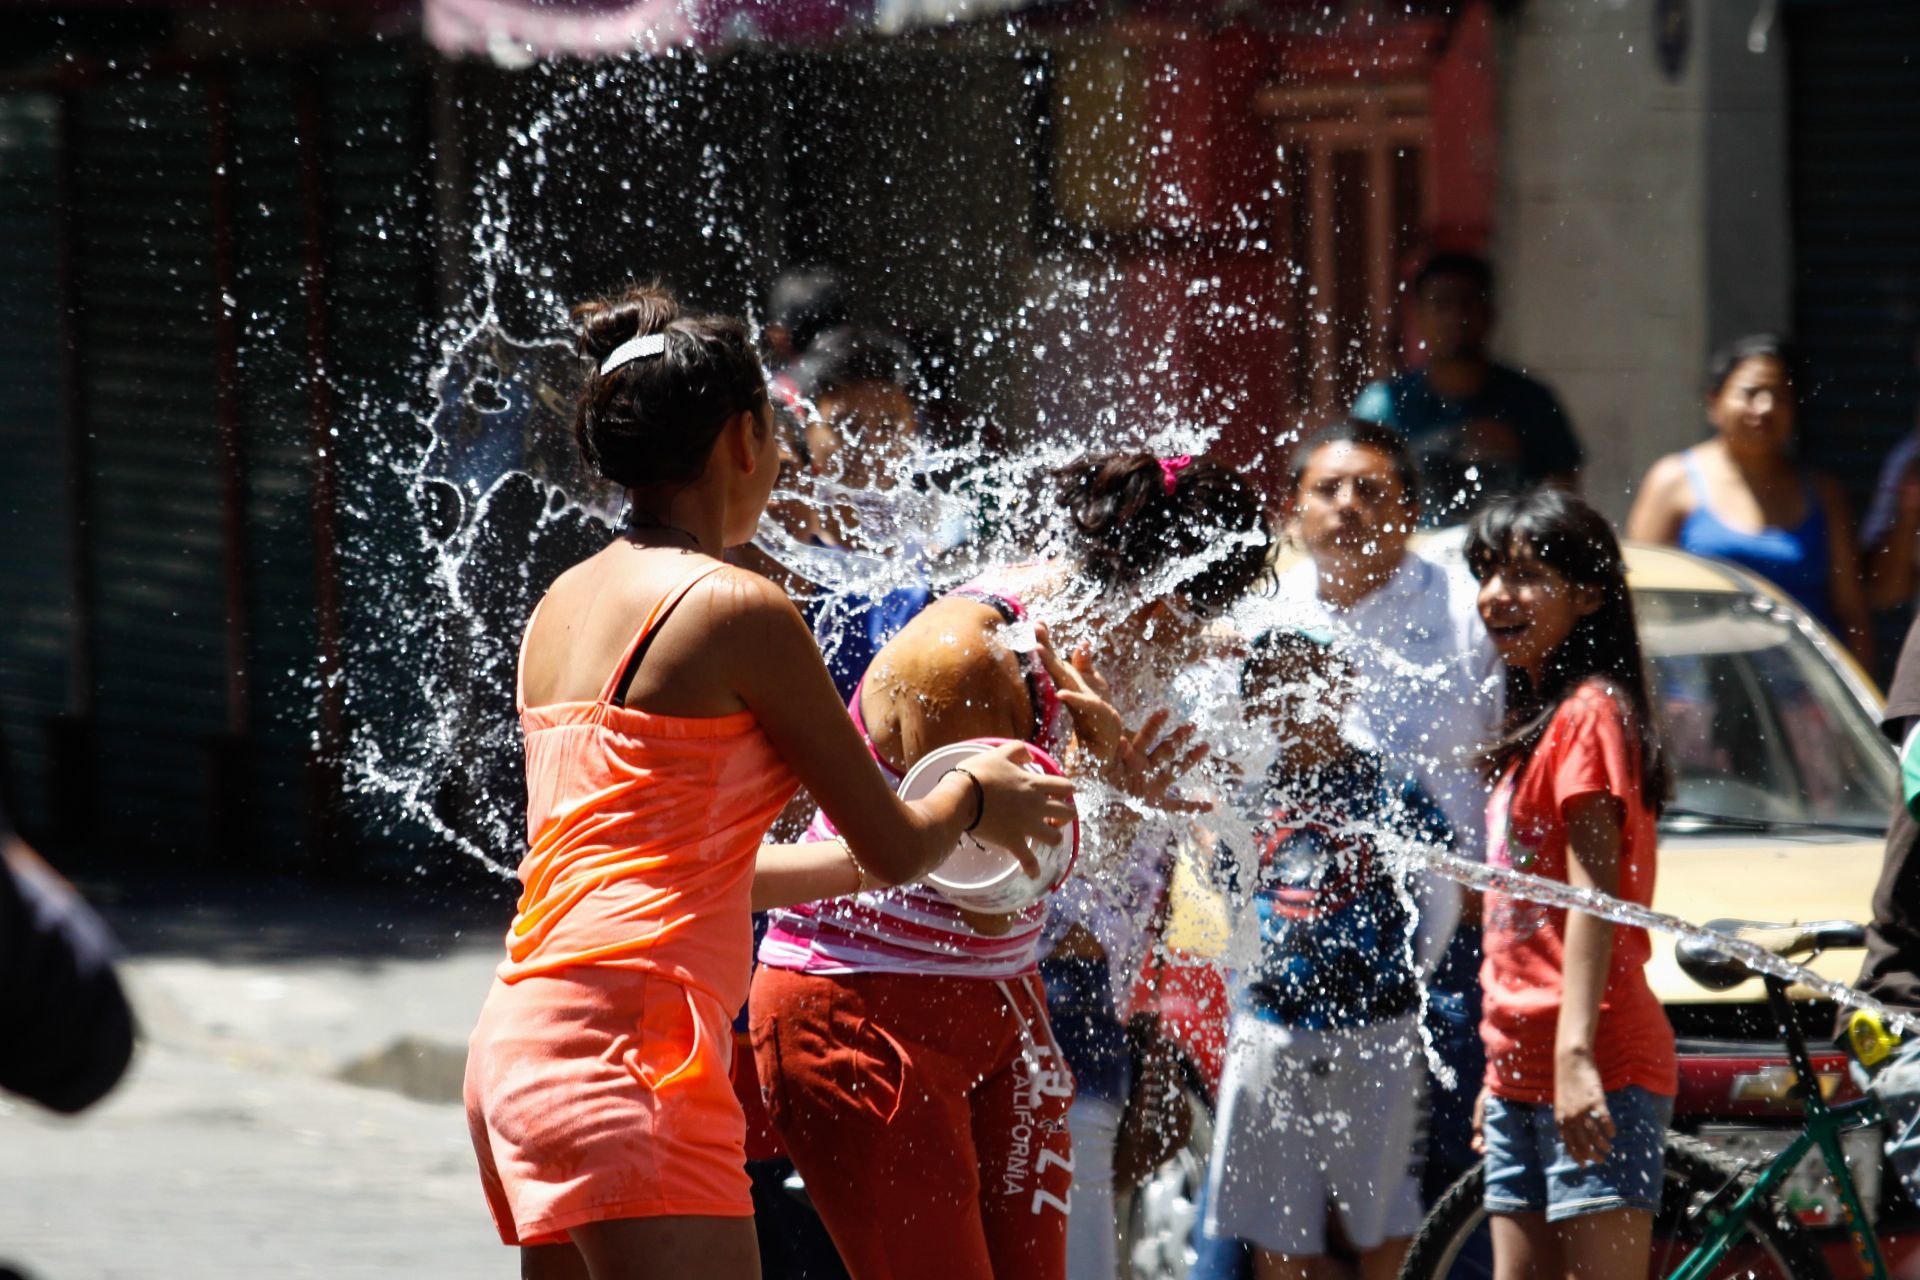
1057, 2, 1502, 499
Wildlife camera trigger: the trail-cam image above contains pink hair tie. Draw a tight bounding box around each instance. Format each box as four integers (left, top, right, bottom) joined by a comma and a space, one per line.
1157, 455, 1194, 496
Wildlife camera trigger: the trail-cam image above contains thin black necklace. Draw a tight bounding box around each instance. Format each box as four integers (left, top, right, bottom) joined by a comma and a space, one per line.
623, 512, 704, 551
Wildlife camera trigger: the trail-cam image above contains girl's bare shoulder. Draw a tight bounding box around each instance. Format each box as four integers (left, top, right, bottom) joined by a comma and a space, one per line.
882, 596, 1025, 681
685, 562, 815, 656
861, 598, 1030, 732
863, 597, 1033, 753
1637, 452, 1695, 504
557, 551, 803, 655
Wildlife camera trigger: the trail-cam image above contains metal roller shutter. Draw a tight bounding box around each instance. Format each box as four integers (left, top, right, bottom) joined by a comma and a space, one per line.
69, 76, 229, 858
322, 43, 442, 868
231, 59, 322, 866
40, 46, 436, 869
0, 93, 70, 839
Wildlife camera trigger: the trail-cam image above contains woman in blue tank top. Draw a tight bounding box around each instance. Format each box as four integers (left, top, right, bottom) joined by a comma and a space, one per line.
1627, 335, 1873, 668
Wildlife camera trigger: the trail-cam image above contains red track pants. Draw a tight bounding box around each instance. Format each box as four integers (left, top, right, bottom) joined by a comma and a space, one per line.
749, 966, 1076, 1280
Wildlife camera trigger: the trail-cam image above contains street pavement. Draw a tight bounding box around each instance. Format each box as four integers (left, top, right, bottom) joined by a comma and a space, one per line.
0, 870, 518, 1278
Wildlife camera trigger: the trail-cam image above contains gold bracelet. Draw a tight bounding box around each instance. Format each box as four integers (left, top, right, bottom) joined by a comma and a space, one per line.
840, 838, 882, 894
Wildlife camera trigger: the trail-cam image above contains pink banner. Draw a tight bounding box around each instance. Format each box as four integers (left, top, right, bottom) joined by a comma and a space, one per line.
424, 0, 871, 61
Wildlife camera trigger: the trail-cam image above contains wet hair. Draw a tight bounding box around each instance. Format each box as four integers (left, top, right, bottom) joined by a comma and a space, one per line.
767, 381, 812, 468
1288, 418, 1421, 506
767, 267, 849, 354
793, 325, 916, 402
1414, 251, 1494, 300
1464, 488, 1669, 810
571, 283, 767, 491
1705, 333, 1796, 399
1240, 629, 1348, 701
1053, 452, 1273, 618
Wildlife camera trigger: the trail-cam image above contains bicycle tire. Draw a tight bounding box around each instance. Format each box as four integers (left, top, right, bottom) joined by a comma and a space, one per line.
1398, 1133, 1832, 1280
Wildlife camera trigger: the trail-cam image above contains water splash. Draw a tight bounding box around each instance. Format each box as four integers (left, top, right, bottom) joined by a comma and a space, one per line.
335, 43, 1276, 876
333, 47, 1915, 1059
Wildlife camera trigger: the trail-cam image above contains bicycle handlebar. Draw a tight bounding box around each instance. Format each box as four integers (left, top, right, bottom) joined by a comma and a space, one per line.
1675, 917, 1867, 992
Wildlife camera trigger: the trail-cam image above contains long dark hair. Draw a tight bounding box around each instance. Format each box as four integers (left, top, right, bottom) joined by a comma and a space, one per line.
1465, 488, 1669, 810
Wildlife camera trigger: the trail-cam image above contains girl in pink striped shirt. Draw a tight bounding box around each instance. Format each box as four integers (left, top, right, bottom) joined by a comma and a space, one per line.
750, 451, 1272, 1280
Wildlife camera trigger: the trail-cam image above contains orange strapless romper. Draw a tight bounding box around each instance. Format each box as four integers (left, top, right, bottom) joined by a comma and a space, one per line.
464, 563, 800, 1246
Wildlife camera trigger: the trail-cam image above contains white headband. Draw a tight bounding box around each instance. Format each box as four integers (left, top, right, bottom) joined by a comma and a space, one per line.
600, 331, 667, 375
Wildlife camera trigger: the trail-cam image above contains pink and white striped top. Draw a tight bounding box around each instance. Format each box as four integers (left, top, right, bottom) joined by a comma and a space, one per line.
757, 572, 1071, 979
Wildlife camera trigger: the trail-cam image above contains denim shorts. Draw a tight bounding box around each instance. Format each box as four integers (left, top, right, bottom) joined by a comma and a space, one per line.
1482, 1086, 1673, 1222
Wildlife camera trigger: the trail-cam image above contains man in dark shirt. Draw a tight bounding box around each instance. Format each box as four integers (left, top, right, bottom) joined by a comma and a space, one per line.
784, 325, 937, 701
1845, 618, 1920, 1199
1352, 252, 1583, 524
763, 266, 849, 379
1852, 619, 1920, 1019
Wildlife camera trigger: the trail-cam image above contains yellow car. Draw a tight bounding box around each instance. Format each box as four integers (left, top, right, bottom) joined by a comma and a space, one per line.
1624, 543, 1894, 1011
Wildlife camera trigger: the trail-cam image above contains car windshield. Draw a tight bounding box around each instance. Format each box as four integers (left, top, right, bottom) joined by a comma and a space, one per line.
1636, 590, 1896, 835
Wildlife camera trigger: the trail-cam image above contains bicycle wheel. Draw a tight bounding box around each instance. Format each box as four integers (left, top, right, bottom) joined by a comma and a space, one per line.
1398, 1134, 1832, 1280
1399, 1163, 1494, 1280
1647, 1135, 1831, 1280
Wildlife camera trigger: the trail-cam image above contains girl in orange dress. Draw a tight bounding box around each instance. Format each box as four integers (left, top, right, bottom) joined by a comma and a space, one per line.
463, 284, 1076, 1280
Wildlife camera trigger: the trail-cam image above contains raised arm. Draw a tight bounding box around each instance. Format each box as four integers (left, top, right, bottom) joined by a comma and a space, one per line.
1866, 454, 1920, 610
1868, 500, 1920, 610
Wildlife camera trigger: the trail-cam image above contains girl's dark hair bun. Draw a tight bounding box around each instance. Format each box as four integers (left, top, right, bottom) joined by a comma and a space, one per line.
569, 282, 765, 491
573, 283, 682, 363
1053, 450, 1271, 615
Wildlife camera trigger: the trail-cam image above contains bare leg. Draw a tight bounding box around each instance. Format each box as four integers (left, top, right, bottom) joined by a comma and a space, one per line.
1356, 1237, 1409, 1280
1491, 1211, 1559, 1280
1555, 1208, 1653, 1280
568, 1215, 760, 1280
1252, 1249, 1348, 1280
522, 1243, 591, 1280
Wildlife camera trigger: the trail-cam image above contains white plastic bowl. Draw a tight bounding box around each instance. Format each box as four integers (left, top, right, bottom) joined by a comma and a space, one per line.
897, 738, 1078, 913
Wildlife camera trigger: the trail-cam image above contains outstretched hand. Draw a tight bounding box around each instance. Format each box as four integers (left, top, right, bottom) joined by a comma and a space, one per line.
1036, 629, 1211, 814
1035, 627, 1124, 763
1112, 710, 1213, 814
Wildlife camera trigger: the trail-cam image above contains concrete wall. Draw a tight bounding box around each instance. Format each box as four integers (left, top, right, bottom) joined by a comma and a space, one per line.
1494, 0, 1791, 524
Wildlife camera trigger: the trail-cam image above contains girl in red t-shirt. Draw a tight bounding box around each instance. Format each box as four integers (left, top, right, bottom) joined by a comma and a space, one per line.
1463, 488, 1677, 1279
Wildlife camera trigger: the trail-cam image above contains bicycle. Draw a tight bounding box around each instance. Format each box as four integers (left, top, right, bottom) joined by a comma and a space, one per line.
1399, 918, 1889, 1279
